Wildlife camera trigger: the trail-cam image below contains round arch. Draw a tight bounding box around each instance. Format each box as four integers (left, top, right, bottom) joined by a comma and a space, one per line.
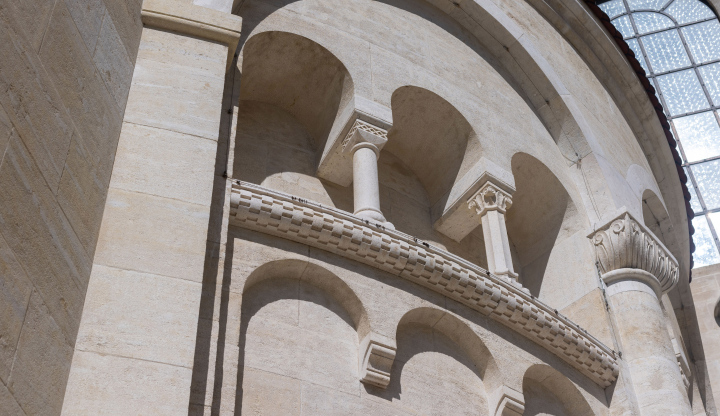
387, 85, 478, 206
522, 364, 596, 416
242, 259, 370, 339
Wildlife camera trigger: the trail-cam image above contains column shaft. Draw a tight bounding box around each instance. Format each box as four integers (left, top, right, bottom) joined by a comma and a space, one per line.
606, 272, 692, 416
481, 210, 516, 278
352, 144, 385, 222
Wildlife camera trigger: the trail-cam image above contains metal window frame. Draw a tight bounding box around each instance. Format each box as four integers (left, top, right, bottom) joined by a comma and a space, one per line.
600, 0, 720, 265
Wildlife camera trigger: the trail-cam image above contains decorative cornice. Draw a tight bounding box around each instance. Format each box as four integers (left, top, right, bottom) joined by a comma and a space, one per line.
468, 181, 513, 217
589, 212, 679, 294
229, 181, 619, 387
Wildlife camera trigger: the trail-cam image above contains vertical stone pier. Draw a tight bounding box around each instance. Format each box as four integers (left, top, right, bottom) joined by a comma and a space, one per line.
60, 1, 241, 413
590, 213, 691, 416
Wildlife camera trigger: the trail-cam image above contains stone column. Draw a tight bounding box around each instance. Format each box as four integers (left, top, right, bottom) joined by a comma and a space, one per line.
61, 1, 241, 414
468, 181, 518, 282
589, 213, 691, 416
342, 120, 390, 223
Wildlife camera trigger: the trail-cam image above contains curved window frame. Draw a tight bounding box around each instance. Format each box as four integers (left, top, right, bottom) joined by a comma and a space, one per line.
600, 0, 720, 268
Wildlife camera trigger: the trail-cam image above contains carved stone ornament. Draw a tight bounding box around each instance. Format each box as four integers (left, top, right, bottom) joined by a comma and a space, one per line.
468, 181, 513, 217
359, 334, 397, 388
589, 212, 679, 294
341, 119, 389, 154
230, 181, 619, 387
494, 387, 525, 416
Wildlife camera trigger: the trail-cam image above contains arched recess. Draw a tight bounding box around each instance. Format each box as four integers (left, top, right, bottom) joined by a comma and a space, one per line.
233, 31, 355, 207
237, 259, 370, 411
642, 189, 678, 253
523, 364, 596, 416
374, 307, 500, 415
506, 153, 585, 301
385, 86, 479, 208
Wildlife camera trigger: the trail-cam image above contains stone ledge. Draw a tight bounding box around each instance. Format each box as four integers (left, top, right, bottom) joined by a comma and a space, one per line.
141, 0, 242, 68
229, 181, 620, 387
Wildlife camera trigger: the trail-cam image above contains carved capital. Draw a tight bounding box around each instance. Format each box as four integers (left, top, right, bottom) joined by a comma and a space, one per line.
359, 334, 396, 389
468, 181, 513, 217
588, 212, 679, 294
342, 119, 388, 156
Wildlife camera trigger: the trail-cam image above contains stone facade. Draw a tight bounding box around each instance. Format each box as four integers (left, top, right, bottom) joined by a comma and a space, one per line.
1, 0, 719, 415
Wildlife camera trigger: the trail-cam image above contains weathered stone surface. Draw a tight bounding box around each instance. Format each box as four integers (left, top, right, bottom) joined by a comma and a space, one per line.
110, 122, 217, 205
93, 11, 134, 108
94, 188, 210, 282
76, 264, 202, 368
102, 0, 144, 63
0, 137, 90, 343
123, 28, 226, 140
8, 293, 74, 416
64, 0, 107, 53
0, 19, 74, 192
0, 232, 32, 385
61, 351, 193, 415
0, 378, 25, 416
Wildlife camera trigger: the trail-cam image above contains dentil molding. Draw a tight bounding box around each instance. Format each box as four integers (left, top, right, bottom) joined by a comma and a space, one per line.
229, 181, 619, 387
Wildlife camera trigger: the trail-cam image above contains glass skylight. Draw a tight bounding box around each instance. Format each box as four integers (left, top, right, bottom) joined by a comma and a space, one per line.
599, 0, 720, 268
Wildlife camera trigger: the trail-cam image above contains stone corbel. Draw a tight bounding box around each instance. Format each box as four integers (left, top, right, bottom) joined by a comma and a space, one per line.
433, 166, 515, 243
588, 211, 679, 295
359, 333, 397, 389
492, 386, 525, 416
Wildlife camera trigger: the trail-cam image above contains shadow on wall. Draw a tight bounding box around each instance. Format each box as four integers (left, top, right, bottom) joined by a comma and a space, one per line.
641, 189, 677, 254
506, 153, 582, 299
715, 297, 720, 327
232, 31, 355, 209
523, 364, 596, 416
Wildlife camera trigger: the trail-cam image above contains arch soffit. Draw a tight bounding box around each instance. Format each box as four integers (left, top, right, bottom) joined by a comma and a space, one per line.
397, 307, 503, 391
627, 164, 667, 216
241, 259, 371, 339
235, 1, 620, 224
522, 363, 597, 416
236, 0, 600, 159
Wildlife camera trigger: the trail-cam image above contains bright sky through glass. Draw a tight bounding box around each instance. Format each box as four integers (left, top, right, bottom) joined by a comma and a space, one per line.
600, 0, 720, 268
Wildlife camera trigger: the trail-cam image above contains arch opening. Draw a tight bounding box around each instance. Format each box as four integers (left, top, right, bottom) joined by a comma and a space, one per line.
523, 364, 595, 416
233, 31, 355, 207
237, 260, 369, 412
506, 153, 583, 300
386, 86, 478, 207
642, 189, 675, 251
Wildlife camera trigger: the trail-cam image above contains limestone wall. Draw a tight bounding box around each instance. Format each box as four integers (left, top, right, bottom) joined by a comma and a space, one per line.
690, 263, 720, 414
0, 1, 142, 414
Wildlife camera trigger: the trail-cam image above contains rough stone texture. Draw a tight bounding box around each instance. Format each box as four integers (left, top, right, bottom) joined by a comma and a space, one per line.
2, 0, 717, 414
690, 263, 720, 413
0, 0, 143, 413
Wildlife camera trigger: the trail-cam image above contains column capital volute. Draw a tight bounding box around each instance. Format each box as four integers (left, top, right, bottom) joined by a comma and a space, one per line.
342, 119, 388, 159
588, 211, 679, 294
467, 180, 513, 217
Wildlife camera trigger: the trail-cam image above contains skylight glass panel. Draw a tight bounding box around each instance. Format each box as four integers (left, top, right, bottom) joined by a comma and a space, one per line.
665, 0, 715, 24
657, 69, 709, 115
628, 0, 669, 11
691, 215, 720, 267
699, 64, 720, 104
692, 159, 720, 209
634, 12, 675, 34
682, 20, 720, 63
626, 39, 650, 72
685, 168, 704, 212
641, 30, 691, 73
613, 16, 636, 38
673, 112, 720, 161
600, 0, 627, 18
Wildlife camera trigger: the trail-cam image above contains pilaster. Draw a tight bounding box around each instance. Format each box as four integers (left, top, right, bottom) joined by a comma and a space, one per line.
61, 3, 241, 414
